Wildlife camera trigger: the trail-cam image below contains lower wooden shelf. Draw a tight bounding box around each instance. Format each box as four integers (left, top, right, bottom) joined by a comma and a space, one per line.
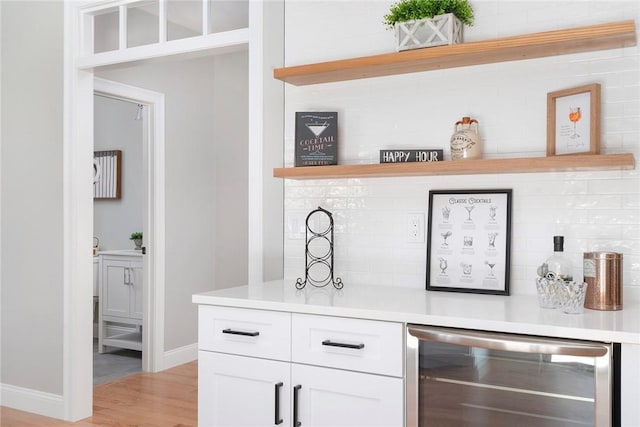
273, 153, 635, 180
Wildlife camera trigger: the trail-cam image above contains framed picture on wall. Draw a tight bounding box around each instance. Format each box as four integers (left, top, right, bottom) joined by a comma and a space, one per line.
547, 83, 600, 156
93, 150, 122, 200
426, 189, 512, 296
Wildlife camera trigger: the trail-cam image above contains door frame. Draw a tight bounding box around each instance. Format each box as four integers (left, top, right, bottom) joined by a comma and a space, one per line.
93, 77, 166, 374
63, 0, 282, 420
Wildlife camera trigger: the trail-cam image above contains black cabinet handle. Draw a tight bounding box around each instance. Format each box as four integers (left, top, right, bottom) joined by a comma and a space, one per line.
274, 382, 283, 425
222, 328, 260, 337
293, 384, 302, 427
322, 339, 365, 349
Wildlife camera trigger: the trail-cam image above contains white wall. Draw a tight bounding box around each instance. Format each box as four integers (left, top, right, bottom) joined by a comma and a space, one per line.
93, 95, 143, 251
260, 0, 285, 281
212, 53, 249, 289
96, 52, 249, 351
1, 0, 64, 394
283, 1, 640, 301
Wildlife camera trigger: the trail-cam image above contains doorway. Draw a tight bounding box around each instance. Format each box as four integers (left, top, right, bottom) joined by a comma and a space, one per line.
93, 77, 166, 376
93, 94, 143, 385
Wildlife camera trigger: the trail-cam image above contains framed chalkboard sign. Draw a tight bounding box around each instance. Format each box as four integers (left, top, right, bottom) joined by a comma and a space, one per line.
295, 112, 338, 167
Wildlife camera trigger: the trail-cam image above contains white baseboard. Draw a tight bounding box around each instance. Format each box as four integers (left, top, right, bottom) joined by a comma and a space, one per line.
162, 343, 197, 370
0, 383, 65, 420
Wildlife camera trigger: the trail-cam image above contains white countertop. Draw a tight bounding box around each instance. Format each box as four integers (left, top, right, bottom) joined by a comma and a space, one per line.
193, 280, 640, 345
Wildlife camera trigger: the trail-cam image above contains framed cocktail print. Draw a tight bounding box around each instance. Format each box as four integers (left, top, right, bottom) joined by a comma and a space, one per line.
547, 83, 600, 156
426, 189, 512, 295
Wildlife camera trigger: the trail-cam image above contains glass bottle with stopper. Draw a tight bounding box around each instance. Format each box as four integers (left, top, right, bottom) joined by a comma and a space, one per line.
539, 236, 574, 281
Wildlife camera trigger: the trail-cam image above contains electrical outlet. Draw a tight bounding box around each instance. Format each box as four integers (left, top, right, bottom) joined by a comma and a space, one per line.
407, 213, 425, 243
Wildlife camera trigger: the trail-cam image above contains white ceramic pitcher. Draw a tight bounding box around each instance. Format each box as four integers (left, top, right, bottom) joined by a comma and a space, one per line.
450, 116, 481, 160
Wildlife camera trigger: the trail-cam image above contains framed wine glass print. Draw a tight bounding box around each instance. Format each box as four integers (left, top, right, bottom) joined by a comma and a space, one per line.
547, 83, 600, 156
426, 189, 512, 296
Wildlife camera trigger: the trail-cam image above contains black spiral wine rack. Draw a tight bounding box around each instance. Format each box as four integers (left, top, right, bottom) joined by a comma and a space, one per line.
296, 207, 343, 290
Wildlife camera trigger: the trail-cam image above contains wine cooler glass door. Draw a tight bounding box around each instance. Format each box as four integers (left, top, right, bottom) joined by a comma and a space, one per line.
406, 325, 615, 427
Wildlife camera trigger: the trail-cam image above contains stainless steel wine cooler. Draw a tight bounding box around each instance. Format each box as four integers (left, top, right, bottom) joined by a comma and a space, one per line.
407, 325, 619, 426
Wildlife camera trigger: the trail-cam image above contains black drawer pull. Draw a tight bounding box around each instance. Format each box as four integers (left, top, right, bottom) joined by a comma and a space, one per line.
222, 328, 260, 337
293, 384, 302, 427
274, 382, 283, 425
322, 339, 365, 350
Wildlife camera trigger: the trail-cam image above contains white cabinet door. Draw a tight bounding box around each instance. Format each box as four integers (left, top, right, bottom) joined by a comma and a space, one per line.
129, 260, 143, 320
102, 259, 131, 318
292, 364, 404, 427
199, 351, 291, 427
102, 257, 143, 320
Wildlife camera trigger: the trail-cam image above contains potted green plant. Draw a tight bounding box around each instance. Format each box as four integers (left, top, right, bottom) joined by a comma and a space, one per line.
130, 232, 143, 250
384, 0, 474, 51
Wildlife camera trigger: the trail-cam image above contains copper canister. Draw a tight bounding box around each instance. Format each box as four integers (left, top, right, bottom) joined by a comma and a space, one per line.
583, 252, 622, 310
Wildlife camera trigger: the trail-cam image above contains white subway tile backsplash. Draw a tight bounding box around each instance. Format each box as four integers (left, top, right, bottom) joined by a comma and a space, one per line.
622, 132, 640, 149
565, 195, 622, 209
283, 1, 640, 300
623, 195, 640, 209
589, 178, 640, 194
623, 100, 640, 117
601, 133, 624, 150
607, 86, 640, 103
589, 209, 639, 225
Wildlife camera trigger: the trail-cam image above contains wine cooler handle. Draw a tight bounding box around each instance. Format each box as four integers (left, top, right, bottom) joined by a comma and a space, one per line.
274, 382, 283, 425
322, 339, 365, 350
293, 385, 302, 427
221, 328, 260, 337
407, 324, 609, 357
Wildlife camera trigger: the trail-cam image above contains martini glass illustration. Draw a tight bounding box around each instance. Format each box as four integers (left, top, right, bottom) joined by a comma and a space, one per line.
569, 107, 581, 139
441, 231, 452, 246
485, 260, 496, 276
465, 205, 475, 221
306, 121, 330, 138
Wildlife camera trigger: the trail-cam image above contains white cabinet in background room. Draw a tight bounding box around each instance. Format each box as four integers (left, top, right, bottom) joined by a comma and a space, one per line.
197, 306, 404, 427
98, 251, 143, 353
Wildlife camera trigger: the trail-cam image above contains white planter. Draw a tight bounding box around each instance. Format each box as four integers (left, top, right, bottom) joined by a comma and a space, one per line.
394, 13, 463, 51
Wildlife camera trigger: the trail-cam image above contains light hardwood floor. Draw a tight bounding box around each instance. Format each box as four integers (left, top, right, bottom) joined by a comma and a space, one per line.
0, 361, 197, 426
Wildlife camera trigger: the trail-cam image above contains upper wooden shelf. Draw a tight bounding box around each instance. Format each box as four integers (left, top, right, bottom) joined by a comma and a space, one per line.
273, 20, 637, 86
273, 154, 635, 180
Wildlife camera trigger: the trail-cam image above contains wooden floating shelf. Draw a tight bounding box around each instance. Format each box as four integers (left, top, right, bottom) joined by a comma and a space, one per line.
273, 20, 636, 85
273, 154, 635, 180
